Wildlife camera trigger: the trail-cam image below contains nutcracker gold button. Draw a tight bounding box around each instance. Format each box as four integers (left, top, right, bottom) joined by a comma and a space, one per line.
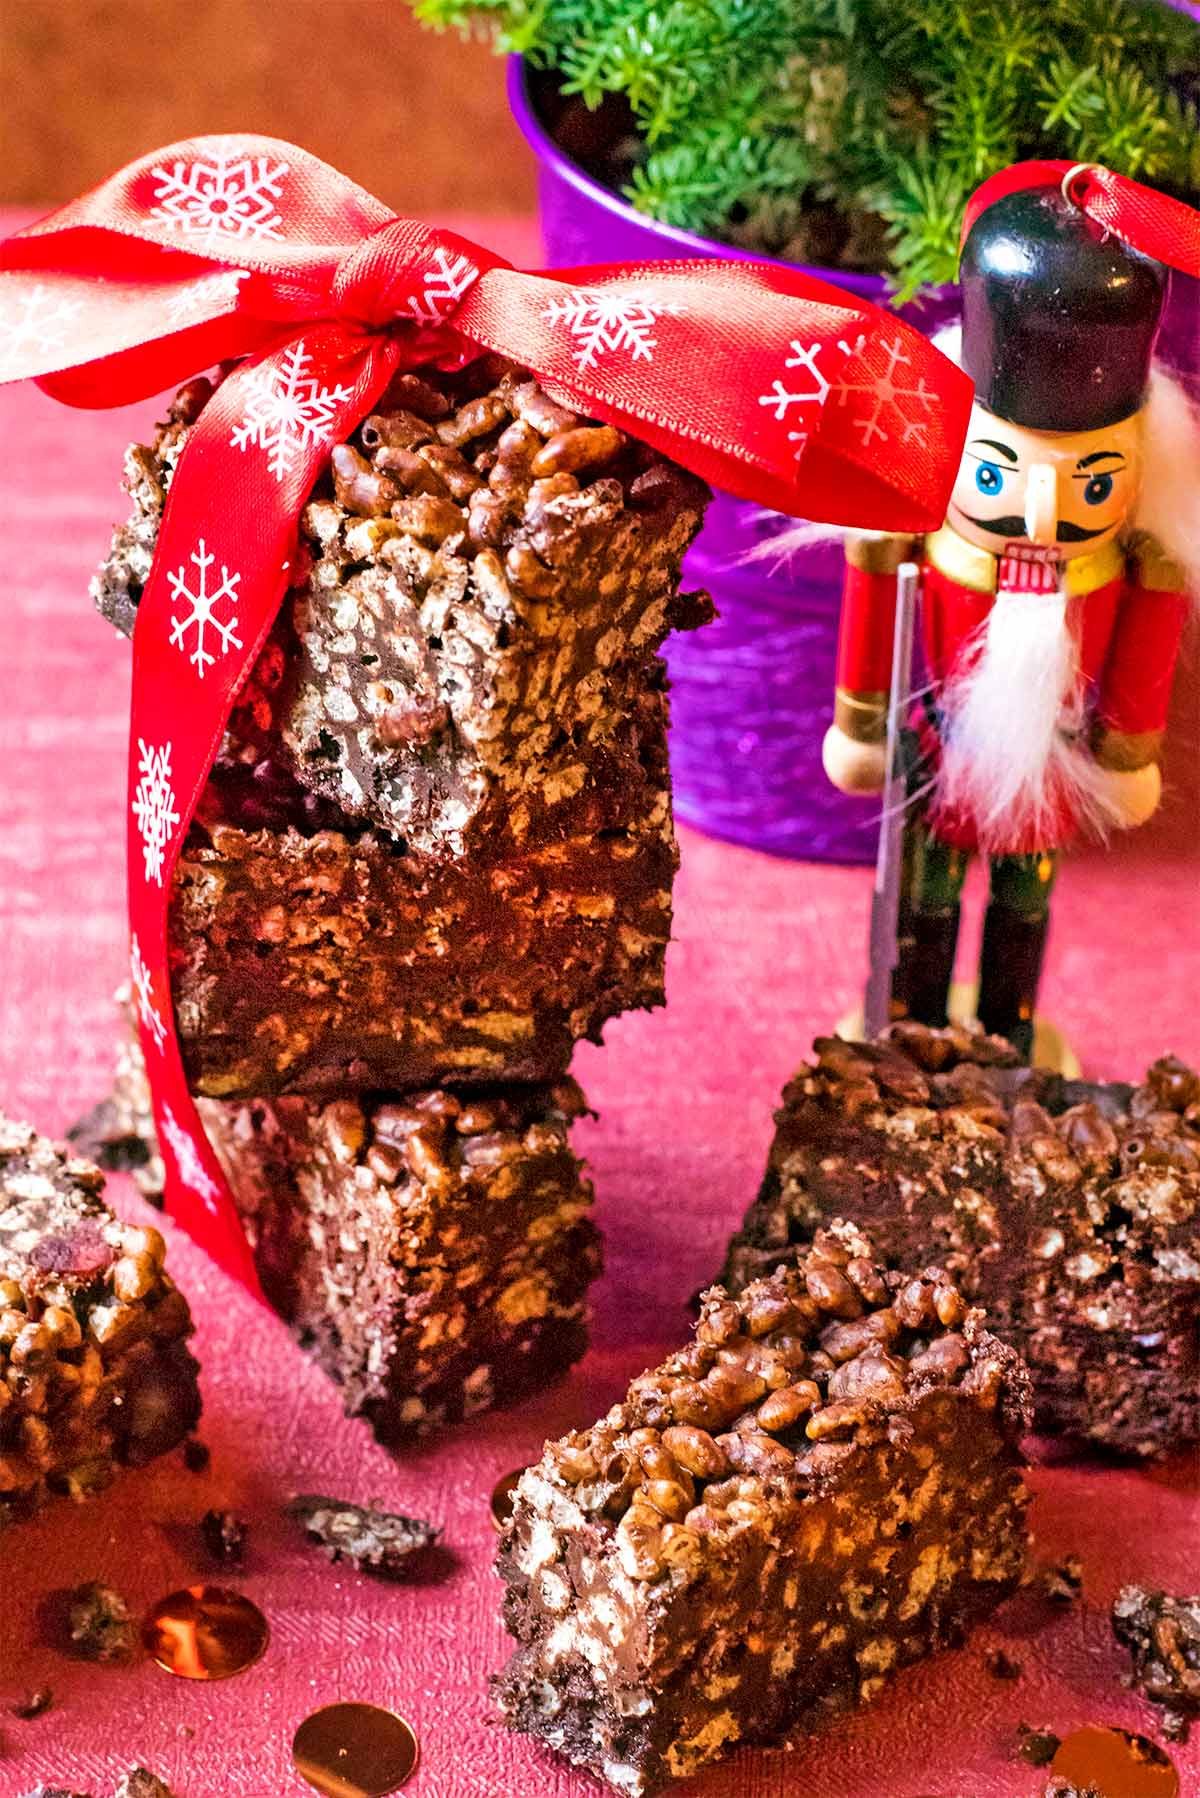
293, 1701, 420, 1796
142, 1584, 269, 1680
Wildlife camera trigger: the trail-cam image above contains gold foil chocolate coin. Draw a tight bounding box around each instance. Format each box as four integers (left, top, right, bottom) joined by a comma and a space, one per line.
293, 1701, 419, 1796
1051, 1725, 1178, 1798
142, 1584, 269, 1680
490, 1467, 525, 1531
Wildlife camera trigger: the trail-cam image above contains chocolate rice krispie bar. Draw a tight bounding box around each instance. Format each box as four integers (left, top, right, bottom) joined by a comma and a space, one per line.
495, 1222, 1030, 1794
93, 359, 711, 857
172, 684, 673, 1099
0, 1116, 200, 1525
720, 1026, 1200, 1458
201, 1078, 599, 1437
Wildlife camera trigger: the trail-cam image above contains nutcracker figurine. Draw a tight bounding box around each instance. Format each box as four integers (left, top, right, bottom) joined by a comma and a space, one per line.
823, 176, 1199, 1057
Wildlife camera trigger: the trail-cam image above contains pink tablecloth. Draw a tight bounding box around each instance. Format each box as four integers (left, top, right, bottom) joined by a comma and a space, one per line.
0, 212, 1197, 1798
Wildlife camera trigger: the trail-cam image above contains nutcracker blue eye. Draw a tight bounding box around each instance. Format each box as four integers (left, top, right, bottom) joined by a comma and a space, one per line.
974, 462, 1004, 496
1083, 472, 1114, 505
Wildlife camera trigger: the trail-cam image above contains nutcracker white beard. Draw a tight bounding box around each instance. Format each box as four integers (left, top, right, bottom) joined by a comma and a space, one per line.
937, 585, 1126, 850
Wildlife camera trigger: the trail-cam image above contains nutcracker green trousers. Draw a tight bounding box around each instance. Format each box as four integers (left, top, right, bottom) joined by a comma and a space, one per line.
901, 821, 1058, 920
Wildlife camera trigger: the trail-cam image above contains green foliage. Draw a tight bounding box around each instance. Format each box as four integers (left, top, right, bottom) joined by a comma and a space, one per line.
415, 0, 1200, 294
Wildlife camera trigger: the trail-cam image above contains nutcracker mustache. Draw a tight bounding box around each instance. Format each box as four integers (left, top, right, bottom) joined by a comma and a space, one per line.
937, 584, 1127, 850
958, 514, 1105, 543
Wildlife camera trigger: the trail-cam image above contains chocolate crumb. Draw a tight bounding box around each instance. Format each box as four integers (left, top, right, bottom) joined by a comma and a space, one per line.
200, 1508, 247, 1566
1042, 1555, 1084, 1604
1041, 1781, 1103, 1798
1017, 1724, 1063, 1766
67, 1097, 152, 1181
10, 1687, 53, 1719
17, 1788, 94, 1798
182, 1438, 211, 1474
986, 1647, 1022, 1680
1112, 1585, 1200, 1744
288, 1494, 440, 1578
112, 1770, 176, 1798
64, 1581, 134, 1663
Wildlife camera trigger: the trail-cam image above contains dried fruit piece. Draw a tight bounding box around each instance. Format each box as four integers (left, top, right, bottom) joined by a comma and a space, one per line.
288, 1495, 440, 1579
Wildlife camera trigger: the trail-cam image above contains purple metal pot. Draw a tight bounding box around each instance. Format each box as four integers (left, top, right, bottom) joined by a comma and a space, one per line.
507, 55, 1199, 862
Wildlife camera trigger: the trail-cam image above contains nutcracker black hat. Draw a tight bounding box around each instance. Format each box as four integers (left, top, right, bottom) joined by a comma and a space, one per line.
959, 182, 1168, 432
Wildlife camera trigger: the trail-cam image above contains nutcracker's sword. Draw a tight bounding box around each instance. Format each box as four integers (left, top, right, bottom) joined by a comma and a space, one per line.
862, 561, 920, 1040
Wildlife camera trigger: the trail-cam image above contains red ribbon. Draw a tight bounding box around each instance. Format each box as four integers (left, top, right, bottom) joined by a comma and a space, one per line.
0, 134, 973, 1291
962, 159, 1200, 280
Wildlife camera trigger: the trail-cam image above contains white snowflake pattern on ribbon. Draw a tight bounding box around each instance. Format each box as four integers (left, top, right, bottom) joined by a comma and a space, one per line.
130, 934, 167, 1053
131, 739, 180, 886
0, 283, 85, 363
159, 1104, 220, 1212
759, 331, 936, 458
230, 342, 353, 483
167, 539, 243, 677
406, 246, 478, 326
831, 332, 936, 450
150, 150, 289, 251
164, 268, 248, 326
758, 339, 834, 453
543, 288, 681, 370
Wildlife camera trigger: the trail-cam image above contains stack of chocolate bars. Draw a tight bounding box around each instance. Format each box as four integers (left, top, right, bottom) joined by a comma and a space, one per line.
91, 356, 712, 1437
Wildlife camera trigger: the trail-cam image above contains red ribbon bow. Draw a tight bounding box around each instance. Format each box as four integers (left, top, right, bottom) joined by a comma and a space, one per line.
0, 134, 973, 1289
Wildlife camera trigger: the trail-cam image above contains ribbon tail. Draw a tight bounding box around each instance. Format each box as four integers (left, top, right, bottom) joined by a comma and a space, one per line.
454, 259, 973, 529
35, 314, 290, 409
125, 324, 400, 1296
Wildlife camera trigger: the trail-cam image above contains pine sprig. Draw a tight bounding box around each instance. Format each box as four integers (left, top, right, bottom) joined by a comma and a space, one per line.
414, 0, 1200, 291
863, 145, 973, 299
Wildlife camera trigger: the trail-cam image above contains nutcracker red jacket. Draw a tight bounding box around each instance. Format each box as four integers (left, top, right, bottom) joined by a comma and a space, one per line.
835, 523, 1188, 853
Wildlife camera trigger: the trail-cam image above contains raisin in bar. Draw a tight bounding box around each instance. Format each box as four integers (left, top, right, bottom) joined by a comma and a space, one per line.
172, 688, 673, 1098
494, 1222, 1030, 1794
0, 1116, 200, 1526
200, 1079, 600, 1437
94, 359, 711, 855
720, 1025, 1200, 1458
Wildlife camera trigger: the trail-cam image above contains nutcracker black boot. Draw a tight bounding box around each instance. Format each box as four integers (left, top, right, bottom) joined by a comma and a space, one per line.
977, 904, 1050, 1060
892, 907, 961, 1029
